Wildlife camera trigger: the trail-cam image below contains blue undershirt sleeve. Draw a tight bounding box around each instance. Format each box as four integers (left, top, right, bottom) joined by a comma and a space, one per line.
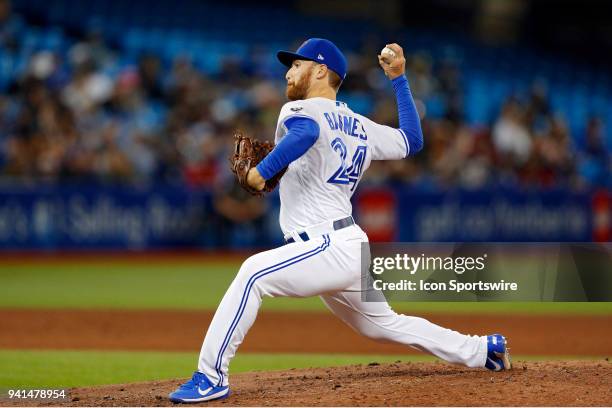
392, 74, 424, 155
256, 116, 320, 180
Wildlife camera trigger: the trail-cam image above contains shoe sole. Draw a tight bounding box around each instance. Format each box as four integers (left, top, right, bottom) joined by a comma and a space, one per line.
501, 349, 512, 370
500, 337, 512, 370
169, 388, 230, 403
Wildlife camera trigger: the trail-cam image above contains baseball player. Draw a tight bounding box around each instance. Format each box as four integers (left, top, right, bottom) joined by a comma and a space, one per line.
169, 38, 511, 403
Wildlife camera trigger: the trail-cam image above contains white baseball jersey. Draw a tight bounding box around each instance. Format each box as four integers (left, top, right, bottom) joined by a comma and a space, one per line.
196, 96, 488, 389
275, 97, 410, 235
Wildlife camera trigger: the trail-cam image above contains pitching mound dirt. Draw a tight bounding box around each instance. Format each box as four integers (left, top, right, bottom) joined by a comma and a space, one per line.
5, 360, 611, 407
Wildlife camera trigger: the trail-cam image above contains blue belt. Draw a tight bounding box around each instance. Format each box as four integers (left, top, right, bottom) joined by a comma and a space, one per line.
285, 216, 354, 244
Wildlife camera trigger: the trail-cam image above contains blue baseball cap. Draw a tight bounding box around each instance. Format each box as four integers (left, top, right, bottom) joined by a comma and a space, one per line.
277, 38, 347, 80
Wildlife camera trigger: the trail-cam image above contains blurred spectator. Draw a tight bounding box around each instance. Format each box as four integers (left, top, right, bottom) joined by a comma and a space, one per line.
138, 54, 164, 100
0, 6, 609, 193
492, 98, 532, 165
525, 81, 551, 131
578, 117, 610, 187
534, 116, 574, 187
436, 58, 463, 123
406, 53, 436, 100
68, 29, 115, 71
62, 62, 112, 114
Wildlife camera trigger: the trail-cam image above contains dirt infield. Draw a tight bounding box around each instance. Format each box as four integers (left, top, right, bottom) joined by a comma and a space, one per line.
1, 309, 611, 355
2, 309, 611, 406
4, 361, 611, 406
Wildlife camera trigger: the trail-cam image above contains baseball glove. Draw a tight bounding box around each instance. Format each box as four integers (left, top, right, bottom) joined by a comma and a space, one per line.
229, 130, 287, 196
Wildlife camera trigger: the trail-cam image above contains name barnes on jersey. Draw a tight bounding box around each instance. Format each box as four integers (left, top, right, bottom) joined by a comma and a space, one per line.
323, 111, 368, 140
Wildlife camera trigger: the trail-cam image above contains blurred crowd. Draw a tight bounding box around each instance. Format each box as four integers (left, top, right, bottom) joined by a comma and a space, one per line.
0, 2, 609, 192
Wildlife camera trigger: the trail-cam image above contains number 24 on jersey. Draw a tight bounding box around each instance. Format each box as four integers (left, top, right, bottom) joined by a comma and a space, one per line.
327, 137, 367, 191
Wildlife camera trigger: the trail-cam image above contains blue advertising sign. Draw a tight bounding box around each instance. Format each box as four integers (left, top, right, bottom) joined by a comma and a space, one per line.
0, 185, 601, 249
0, 185, 211, 249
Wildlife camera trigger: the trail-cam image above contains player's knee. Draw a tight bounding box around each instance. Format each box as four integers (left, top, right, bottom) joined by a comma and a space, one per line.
236, 258, 255, 281
236, 253, 265, 282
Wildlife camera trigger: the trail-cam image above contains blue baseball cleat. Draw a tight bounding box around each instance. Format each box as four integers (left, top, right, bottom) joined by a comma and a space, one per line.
169, 371, 230, 403
485, 334, 512, 371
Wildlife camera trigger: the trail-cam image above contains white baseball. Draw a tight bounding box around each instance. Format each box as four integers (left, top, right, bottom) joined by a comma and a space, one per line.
381, 47, 396, 61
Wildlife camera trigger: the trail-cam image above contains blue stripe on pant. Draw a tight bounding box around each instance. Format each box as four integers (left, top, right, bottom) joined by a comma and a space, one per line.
214, 235, 331, 386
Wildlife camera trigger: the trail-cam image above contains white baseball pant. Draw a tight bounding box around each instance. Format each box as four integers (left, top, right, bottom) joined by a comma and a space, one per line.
198, 224, 487, 386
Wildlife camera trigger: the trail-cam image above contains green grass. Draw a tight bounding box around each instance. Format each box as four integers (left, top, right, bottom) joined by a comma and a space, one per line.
0, 350, 434, 388
0, 261, 235, 310
1, 260, 611, 314
0, 349, 606, 389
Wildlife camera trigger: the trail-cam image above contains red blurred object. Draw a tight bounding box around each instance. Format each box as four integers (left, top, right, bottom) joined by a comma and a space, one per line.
592, 189, 611, 242
356, 189, 397, 242
183, 161, 218, 187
